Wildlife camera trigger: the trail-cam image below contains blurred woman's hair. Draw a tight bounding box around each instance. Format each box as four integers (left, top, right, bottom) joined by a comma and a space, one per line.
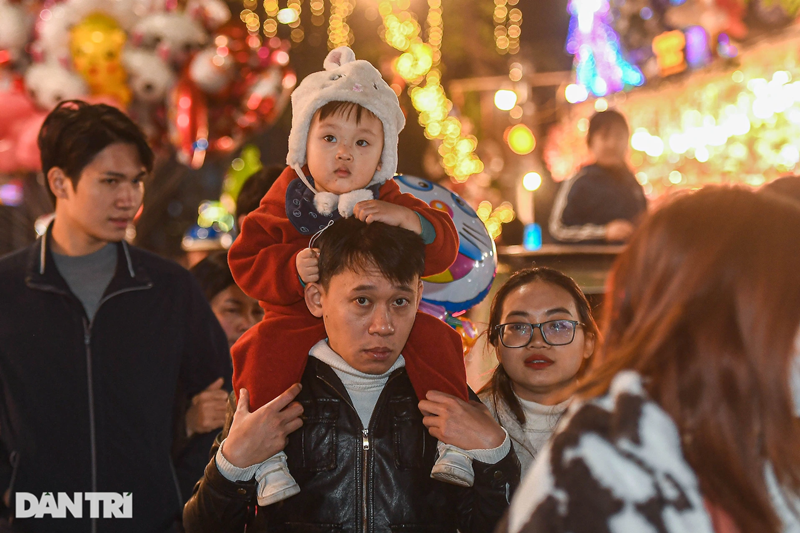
587, 109, 629, 146
583, 186, 800, 533
481, 267, 599, 425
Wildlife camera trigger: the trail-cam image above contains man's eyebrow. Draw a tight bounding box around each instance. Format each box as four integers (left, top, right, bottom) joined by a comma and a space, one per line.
103, 171, 147, 179
351, 284, 377, 292
392, 285, 415, 294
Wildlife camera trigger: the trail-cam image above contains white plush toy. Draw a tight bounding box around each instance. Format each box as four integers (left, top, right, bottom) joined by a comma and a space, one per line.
188, 48, 233, 94
0, 0, 31, 62
132, 12, 207, 67
287, 46, 406, 217
123, 48, 175, 103
24, 62, 89, 111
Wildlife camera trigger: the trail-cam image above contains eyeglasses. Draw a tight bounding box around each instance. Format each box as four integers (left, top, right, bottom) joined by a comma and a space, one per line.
494, 320, 584, 348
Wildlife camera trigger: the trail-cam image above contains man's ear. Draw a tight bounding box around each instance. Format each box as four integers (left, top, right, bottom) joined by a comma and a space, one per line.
414, 278, 423, 309
47, 167, 71, 200
305, 282, 325, 318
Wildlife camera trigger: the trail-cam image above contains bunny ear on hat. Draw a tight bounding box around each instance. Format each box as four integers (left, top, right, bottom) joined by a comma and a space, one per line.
323, 46, 356, 71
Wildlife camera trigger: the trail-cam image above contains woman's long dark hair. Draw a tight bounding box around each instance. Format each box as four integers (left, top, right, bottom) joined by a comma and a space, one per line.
583, 187, 800, 532
479, 267, 598, 425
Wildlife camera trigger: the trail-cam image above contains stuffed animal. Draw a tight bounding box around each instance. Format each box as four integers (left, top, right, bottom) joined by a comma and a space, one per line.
24, 62, 89, 111
132, 12, 207, 68
188, 48, 233, 94
123, 48, 175, 103
0, 1, 31, 63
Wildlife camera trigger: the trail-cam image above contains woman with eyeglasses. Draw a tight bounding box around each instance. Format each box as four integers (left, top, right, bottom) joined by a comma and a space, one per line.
500, 187, 800, 533
479, 267, 598, 478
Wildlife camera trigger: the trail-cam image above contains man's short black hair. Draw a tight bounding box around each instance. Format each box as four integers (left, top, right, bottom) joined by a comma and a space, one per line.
235, 165, 284, 224
189, 251, 236, 303
316, 218, 425, 289
587, 109, 629, 146
38, 100, 154, 204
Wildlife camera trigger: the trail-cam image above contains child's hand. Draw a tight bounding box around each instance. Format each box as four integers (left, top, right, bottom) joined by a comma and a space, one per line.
353, 200, 423, 234
296, 248, 320, 283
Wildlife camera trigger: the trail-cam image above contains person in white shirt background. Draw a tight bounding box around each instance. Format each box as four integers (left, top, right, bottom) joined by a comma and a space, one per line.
479, 266, 598, 478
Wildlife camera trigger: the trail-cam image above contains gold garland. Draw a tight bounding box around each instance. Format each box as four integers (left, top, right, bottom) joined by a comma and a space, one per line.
493, 0, 521, 55
328, 0, 356, 48
379, 0, 483, 183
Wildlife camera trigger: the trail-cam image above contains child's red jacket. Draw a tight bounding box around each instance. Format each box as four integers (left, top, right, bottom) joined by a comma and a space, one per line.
228, 166, 468, 409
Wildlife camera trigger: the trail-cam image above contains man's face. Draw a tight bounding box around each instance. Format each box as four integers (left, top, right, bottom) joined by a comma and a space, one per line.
307, 265, 422, 374
306, 109, 384, 195
53, 142, 146, 246
589, 124, 629, 168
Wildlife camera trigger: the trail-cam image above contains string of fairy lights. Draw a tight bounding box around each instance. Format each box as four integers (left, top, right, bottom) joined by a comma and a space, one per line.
493, 0, 521, 55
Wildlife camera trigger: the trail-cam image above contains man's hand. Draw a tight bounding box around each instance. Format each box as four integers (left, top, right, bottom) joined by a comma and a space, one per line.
605, 219, 635, 242
296, 248, 320, 284
186, 378, 229, 437
419, 391, 506, 450
222, 385, 304, 468
353, 201, 423, 234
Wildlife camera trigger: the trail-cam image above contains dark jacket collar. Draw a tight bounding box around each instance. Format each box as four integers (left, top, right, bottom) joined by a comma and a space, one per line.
25, 223, 152, 296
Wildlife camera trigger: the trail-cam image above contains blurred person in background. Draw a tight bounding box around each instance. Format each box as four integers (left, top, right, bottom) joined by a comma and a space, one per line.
479, 267, 597, 479
502, 187, 800, 533
549, 110, 647, 244
173, 251, 264, 505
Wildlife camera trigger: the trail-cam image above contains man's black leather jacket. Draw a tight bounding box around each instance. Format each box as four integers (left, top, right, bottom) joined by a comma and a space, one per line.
183, 357, 520, 532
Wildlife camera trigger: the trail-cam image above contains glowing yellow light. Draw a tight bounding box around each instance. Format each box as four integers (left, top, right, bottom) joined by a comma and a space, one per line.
494, 89, 517, 111
506, 124, 536, 155
277, 8, 299, 24
668, 170, 682, 184
594, 98, 609, 112
523, 172, 542, 191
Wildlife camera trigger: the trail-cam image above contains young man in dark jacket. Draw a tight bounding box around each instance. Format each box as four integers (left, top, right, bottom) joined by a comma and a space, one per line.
0, 101, 232, 532
183, 217, 520, 532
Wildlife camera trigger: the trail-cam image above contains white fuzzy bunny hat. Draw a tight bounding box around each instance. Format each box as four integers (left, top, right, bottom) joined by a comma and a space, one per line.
286, 46, 405, 216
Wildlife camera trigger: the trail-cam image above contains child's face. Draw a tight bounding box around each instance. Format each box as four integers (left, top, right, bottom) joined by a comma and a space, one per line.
306, 109, 384, 194
588, 124, 629, 168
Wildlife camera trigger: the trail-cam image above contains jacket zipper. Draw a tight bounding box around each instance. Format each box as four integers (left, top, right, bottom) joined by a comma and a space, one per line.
318, 372, 402, 533
82, 285, 152, 533
362, 428, 369, 533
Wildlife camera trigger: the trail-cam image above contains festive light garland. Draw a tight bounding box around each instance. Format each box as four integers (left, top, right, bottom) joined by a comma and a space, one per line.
494, 0, 521, 55
546, 27, 800, 195
327, 0, 355, 48
477, 200, 515, 240
379, 0, 484, 183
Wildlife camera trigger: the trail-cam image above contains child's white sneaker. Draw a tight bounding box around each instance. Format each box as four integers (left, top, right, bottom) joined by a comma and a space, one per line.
255, 453, 301, 506
431, 443, 474, 487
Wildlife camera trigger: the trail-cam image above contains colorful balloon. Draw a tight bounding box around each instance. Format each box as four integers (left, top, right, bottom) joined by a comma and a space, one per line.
395, 175, 497, 315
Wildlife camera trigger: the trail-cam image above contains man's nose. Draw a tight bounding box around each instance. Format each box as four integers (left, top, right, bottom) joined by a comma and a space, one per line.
117, 182, 140, 208
369, 308, 395, 335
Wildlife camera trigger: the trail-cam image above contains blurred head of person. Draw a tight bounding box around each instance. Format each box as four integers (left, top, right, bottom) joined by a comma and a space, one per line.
585, 186, 800, 533
190, 251, 263, 348
586, 109, 630, 170
761, 175, 800, 206
39, 100, 154, 254
235, 165, 284, 231
483, 267, 598, 419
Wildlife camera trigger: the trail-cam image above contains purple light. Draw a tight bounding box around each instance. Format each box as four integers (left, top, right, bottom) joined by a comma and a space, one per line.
0, 182, 23, 206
